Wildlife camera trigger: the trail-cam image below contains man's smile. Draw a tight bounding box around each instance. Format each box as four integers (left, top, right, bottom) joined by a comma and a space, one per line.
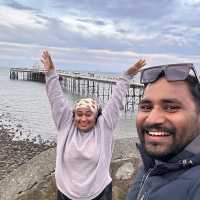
145, 130, 171, 137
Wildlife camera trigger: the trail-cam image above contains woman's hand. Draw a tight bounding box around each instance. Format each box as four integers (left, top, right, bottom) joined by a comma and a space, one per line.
126, 59, 146, 76
41, 50, 55, 72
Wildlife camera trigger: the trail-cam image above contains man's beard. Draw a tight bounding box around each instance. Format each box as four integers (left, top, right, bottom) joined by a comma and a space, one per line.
139, 123, 183, 161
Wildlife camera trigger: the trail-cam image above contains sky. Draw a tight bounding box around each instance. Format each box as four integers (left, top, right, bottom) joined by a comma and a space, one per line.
0, 0, 200, 72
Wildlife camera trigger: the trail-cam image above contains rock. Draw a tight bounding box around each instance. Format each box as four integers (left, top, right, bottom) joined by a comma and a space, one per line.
16, 124, 22, 128
0, 148, 56, 200
0, 137, 142, 200
115, 162, 135, 180
112, 186, 127, 200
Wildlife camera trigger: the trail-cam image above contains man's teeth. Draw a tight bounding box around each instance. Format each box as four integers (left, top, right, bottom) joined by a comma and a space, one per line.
147, 131, 170, 136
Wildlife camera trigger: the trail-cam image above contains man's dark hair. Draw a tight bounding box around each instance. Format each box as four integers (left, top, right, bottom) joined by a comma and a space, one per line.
186, 75, 200, 112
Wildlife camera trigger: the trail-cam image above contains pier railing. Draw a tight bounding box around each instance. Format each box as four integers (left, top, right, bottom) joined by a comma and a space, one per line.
9, 68, 144, 112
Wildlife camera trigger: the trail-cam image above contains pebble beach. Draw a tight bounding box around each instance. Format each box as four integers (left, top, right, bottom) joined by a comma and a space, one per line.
0, 114, 55, 181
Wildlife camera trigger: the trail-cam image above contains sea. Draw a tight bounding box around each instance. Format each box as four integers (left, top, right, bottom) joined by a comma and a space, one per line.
0, 67, 138, 143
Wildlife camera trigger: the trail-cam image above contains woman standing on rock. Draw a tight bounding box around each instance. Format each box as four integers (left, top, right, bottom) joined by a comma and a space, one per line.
41, 50, 145, 200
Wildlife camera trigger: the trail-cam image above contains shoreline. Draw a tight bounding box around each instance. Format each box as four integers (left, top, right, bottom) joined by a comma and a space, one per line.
0, 124, 55, 181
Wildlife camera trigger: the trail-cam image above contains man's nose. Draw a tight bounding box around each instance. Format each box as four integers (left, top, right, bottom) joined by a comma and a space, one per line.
145, 107, 165, 125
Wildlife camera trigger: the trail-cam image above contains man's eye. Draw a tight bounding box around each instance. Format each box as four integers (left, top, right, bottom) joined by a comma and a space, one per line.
164, 104, 180, 112
139, 104, 152, 112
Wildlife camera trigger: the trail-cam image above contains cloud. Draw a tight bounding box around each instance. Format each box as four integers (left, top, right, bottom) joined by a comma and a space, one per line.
0, 5, 47, 29
0, 0, 200, 71
3, 0, 34, 10
1, 41, 199, 73
49, 0, 176, 21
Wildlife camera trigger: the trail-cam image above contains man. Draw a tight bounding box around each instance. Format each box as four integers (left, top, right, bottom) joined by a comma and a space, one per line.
127, 63, 200, 200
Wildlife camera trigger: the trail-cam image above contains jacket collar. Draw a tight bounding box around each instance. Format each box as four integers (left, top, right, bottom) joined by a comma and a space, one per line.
137, 135, 200, 172
185, 134, 200, 154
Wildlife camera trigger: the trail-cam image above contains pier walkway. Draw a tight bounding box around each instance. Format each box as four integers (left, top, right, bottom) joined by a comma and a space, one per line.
9, 68, 144, 112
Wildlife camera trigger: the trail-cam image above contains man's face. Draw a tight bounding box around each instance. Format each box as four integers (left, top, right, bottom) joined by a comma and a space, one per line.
136, 77, 200, 160
74, 107, 96, 133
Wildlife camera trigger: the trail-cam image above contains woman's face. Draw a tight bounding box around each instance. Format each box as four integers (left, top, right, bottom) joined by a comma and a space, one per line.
74, 107, 97, 132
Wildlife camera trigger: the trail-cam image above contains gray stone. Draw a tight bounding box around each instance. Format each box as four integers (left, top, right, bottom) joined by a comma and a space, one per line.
112, 186, 127, 200
0, 138, 142, 200
0, 148, 56, 200
115, 162, 135, 180
112, 137, 139, 160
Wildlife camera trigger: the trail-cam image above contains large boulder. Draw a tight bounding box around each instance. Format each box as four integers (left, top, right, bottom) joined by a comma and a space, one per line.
0, 148, 56, 200
0, 138, 141, 200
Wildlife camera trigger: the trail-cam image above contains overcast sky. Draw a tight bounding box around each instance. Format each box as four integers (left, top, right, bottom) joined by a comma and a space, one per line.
0, 0, 200, 72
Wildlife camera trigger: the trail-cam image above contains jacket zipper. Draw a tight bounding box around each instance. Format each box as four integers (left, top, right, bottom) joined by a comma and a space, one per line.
136, 168, 154, 200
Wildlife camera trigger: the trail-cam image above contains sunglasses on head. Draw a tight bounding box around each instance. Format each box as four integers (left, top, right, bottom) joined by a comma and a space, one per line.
140, 63, 200, 84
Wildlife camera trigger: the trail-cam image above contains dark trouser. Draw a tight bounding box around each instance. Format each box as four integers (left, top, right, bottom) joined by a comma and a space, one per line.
57, 182, 112, 200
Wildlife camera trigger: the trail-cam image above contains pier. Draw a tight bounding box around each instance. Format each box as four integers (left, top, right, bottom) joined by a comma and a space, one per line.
9, 68, 144, 112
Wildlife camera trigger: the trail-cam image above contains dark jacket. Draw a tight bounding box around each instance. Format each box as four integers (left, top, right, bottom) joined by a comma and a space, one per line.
127, 135, 200, 200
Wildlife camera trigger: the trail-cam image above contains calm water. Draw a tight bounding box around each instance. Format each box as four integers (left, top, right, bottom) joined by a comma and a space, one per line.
0, 67, 138, 143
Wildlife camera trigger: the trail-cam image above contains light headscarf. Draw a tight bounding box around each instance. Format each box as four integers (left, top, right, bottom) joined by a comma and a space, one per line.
74, 98, 99, 114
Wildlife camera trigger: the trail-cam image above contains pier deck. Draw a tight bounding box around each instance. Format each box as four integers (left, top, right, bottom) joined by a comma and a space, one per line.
9, 68, 144, 112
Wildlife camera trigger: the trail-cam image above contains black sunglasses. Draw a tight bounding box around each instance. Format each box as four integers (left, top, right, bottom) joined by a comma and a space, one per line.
140, 63, 199, 84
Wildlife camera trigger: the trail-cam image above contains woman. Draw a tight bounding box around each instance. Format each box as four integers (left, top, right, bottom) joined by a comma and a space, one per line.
41, 51, 145, 200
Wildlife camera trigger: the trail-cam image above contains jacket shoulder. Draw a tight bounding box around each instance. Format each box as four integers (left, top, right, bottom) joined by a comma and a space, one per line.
180, 165, 200, 180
